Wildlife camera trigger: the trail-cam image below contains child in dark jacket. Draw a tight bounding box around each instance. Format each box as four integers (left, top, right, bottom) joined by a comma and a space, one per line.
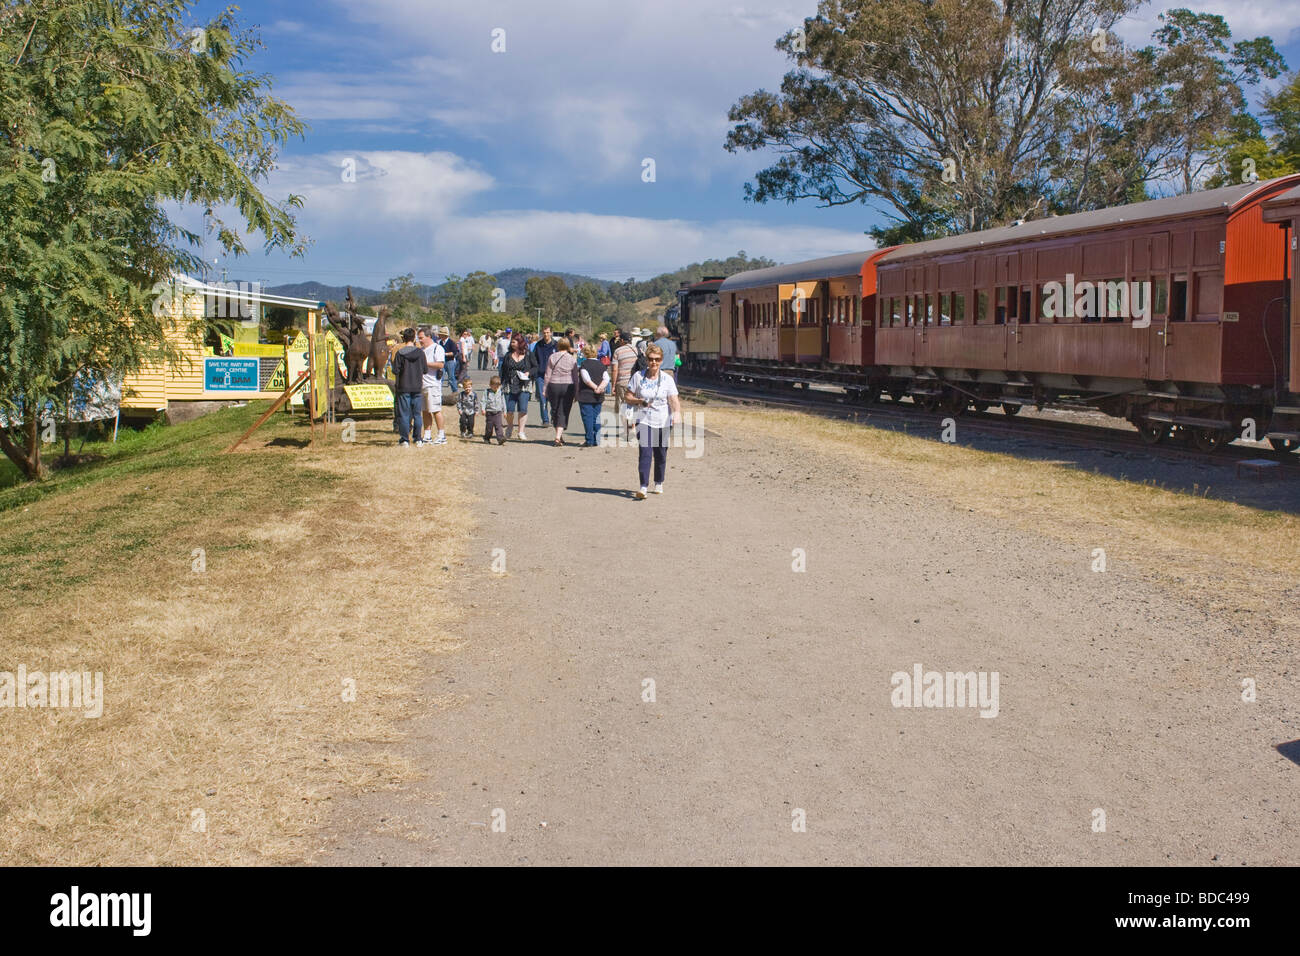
456, 378, 481, 437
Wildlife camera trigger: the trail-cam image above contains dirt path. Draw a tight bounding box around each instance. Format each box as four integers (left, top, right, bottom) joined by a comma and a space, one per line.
318, 368, 1300, 865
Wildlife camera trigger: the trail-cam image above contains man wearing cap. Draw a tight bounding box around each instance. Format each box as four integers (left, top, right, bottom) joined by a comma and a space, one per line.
611, 330, 640, 443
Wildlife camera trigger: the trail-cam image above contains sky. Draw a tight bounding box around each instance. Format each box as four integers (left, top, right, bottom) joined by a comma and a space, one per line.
184, 0, 1300, 288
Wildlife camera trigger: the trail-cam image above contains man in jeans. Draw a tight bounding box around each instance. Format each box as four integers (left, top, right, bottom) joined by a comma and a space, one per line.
391, 327, 427, 446
417, 326, 446, 444
533, 326, 557, 426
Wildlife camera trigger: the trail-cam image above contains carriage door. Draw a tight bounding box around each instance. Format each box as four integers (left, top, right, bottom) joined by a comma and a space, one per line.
1145, 234, 1172, 381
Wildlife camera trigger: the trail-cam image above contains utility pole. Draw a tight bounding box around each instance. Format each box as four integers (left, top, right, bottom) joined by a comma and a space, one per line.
536, 308, 541, 337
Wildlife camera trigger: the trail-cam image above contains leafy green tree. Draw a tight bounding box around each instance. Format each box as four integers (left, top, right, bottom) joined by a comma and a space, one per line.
383, 273, 423, 324
725, 1, 1284, 241
0, 0, 305, 479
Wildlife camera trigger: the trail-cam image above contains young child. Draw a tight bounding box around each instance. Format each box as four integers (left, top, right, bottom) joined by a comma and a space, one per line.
456, 377, 481, 438
483, 375, 507, 444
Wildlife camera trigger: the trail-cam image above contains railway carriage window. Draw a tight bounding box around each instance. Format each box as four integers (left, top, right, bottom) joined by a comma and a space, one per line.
891, 297, 902, 328
1170, 279, 1187, 321
1005, 286, 1018, 321
953, 292, 966, 325
925, 295, 934, 326
976, 290, 989, 325
1037, 285, 1052, 323
1020, 288, 1031, 323
996, 287, 1008, 324
1153, 278, 1169, 316
939, 293, 951, 326
1103, 279, 1125, 323
906, 297, 915, 327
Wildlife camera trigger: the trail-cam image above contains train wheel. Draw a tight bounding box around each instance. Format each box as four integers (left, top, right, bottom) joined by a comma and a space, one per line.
972, 401, 990, 413
890, 389, 905, 404
942, 392, 966, 416
1002, 403, 1021, 417
1136, 421, 1168, 445
918, 394, 941, 413
1191, 428, 1227, 452
866, 385, 882, 405
1269, 436, 1298, 453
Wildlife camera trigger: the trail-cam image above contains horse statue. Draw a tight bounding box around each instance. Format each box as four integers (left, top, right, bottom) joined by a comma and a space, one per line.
367, 305, 391, 380
343, 287, 371, 384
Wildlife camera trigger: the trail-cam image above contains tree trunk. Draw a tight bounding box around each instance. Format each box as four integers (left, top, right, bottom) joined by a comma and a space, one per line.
0, 421, 44, 481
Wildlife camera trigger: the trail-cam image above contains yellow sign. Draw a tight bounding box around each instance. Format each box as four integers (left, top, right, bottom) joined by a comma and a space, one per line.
266, 360, 286, 392
289, 331, 308, 351
232, 342, 286, 357
343, 384, 394, 410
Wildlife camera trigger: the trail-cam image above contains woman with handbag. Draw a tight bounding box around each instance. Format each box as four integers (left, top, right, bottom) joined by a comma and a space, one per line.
498, 332, 538, 440
544, 337, 579, 446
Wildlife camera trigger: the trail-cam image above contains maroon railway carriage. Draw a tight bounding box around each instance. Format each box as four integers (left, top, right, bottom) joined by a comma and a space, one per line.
872, 176, 1300, 448
1262, 184, 1300, 450
717, 250, 895, 392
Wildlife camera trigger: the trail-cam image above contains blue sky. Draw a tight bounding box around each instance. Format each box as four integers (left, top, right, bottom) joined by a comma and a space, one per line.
186, 0, 1300, 288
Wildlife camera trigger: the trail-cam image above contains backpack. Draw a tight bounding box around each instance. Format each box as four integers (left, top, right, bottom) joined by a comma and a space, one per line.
634, 352, 648, 374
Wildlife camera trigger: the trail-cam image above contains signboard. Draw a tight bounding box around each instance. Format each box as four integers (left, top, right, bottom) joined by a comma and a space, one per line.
232, 342, 287, 357
343, 384, 394, 410
204, 357, 261, 392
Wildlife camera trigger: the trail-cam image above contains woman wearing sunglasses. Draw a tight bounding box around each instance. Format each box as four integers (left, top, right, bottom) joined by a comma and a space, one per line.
623, 343, 682, 499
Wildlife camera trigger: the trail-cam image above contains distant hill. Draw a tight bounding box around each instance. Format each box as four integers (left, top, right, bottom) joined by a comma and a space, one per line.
266, 268, 612, 306
262, 281, 381, 303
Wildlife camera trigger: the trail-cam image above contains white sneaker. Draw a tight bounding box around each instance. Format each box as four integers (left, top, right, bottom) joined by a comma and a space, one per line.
433, 435, 447, 445
635, 487, 647, 500
414, 440, 425, 447
422, 431, 432, 442
517, 429, 527, 441
652, 484, 663, 494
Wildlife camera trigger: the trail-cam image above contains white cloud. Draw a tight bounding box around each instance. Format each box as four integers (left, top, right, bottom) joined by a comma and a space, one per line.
268, 151, 493, 238
433, 210, 871, 277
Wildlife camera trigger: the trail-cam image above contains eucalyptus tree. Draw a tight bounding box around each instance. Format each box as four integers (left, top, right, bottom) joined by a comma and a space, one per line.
0, 0, 306, 479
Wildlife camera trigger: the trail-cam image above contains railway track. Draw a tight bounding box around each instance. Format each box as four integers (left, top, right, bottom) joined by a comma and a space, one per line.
681, 376, 1300, 476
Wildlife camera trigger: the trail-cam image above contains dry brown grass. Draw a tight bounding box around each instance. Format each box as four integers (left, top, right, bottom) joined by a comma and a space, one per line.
707, 404, 1300, 629
0, 407, 474, 864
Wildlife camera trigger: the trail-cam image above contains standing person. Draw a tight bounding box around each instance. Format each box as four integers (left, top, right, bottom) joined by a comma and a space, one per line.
456, 377, 481, 438
499, 332, 538, 441
611, 331, 640, 442
416, 326, 447, 445
545, 336, 579, 446
483, 375, 506, 444
391, 327, 428, 447
533, 326, 557, 427
440, 327, 459, 388
576, 344, 610, 447
652, 326, 678, 380
624, 344, 681, 498
478, 331, 491, 370
460, 329, 475, 374
597, 333, 611, 365
495, 330, 510, 368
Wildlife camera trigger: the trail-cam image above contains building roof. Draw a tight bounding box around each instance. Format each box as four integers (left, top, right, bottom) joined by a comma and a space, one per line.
879, 176, 1300, 264
718, 250, 882, 292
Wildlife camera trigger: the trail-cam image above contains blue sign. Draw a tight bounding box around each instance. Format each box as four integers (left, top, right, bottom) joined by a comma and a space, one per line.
205, 357, 261, 392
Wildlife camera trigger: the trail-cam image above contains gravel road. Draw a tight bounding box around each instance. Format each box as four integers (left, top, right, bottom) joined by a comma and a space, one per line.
318, 368, 1299, 865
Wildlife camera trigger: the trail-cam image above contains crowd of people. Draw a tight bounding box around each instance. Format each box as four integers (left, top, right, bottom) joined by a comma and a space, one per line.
393, 323, 683, 498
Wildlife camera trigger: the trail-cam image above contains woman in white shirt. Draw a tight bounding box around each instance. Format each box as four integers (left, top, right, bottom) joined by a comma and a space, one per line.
623, 343, 681, 499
